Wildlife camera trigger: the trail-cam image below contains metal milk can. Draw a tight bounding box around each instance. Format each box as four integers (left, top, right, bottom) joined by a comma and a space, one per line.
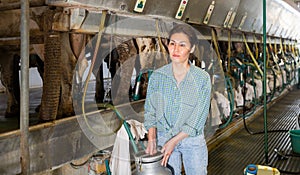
132, 150, 172, 175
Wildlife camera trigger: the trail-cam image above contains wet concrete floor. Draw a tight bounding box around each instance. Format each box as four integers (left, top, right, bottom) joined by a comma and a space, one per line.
0, 88, 42, 133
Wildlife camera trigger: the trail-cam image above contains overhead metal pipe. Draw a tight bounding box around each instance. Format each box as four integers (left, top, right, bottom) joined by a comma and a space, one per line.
20, 0, 30, 174
263, 0, 269, 164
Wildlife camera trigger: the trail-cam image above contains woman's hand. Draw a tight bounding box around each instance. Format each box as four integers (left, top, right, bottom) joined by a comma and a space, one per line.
146, 139, 157, 155
145, 127, 157, 155
160, 132, 189, 167
160, 139, 177, 167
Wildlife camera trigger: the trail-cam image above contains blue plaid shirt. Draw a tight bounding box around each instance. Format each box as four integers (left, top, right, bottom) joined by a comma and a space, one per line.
144, 63, 211, 141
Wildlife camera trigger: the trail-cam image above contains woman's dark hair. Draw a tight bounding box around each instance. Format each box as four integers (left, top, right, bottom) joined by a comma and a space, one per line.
168, 24, 198, 47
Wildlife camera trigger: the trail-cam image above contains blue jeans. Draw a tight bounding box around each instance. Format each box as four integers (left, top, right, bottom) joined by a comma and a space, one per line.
157, 132, 208, 175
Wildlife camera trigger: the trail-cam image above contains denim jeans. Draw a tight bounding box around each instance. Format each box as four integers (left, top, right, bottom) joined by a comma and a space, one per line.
157, 132, 208, 175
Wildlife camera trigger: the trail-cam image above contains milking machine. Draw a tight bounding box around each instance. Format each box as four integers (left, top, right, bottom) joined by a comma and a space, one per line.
87, 150, 112, 175
218, 74, 235, 129
228, 51, 260, 117
132, 72, 144, 101
272, 39, 300, 92
132, 69, 153, 101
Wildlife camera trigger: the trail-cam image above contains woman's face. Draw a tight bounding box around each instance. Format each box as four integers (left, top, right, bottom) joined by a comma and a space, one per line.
168, 32, 192, 65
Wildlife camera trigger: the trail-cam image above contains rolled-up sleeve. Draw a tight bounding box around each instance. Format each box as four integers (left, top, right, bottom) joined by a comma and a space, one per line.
144, 73, 158, 130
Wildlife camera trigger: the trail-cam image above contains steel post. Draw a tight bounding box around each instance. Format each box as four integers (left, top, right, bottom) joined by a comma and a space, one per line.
20, 0, 30, 174
263, 0, 269, 165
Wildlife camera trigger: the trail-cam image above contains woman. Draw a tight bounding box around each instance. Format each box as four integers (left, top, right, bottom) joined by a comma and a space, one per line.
144, 24, 211, 175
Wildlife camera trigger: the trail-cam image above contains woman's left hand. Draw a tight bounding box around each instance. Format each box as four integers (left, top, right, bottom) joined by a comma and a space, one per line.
160, 132, 189, 167
160, 139, 177, 167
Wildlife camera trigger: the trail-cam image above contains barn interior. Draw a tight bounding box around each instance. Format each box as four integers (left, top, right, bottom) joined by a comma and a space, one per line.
0, 0, 300, 174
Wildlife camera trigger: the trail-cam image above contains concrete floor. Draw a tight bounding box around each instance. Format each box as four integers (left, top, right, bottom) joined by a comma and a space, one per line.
0, 88, 42, 133
208, 88, 300, 175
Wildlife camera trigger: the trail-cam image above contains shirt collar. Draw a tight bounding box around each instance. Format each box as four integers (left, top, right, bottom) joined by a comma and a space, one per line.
157, 62, 195, 84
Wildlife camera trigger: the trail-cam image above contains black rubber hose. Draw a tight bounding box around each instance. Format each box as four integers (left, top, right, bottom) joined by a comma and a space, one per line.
241, 68, 289, 135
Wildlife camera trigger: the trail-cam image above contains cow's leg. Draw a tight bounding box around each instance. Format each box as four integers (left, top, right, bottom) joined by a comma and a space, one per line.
111, 39, 137, 105
95, 64, 105, 103
57, 33, 77, 118
1, 53, 20, 118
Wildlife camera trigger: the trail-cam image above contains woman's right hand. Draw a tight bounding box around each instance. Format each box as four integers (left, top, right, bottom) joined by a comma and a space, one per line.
146, 140, 157, 155
145, 127, 157, 155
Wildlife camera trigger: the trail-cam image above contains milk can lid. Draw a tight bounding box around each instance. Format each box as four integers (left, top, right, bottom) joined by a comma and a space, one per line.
134, 149, 164, 163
